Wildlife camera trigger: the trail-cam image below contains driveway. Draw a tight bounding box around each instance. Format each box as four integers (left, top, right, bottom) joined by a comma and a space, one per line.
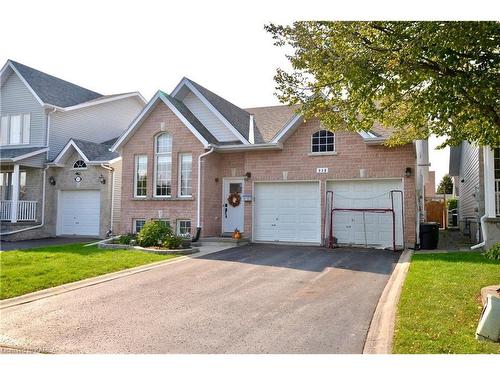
0, 236, 99, 251
0, 244, 400, 353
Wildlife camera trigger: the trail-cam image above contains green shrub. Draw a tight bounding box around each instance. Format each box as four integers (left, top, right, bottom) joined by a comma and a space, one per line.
137, 220, 172, 247
162, 235, 184, 250
447, 198, 458, 211
484, 243, 500, 260
119, 233, 134, 245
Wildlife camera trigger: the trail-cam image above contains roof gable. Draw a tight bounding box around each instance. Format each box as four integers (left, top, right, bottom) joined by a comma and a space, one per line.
2, 60, 102, 108
172, 78, 250, 144
52, 139, 120, 164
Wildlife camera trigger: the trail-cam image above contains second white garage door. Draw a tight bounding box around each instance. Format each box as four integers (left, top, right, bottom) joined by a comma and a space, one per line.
254, 182, 321, 243
57, 190, 100, 236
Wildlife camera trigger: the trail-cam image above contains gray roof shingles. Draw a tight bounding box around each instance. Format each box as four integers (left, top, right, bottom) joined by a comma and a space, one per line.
10, 60, 102, 108
0, 147, 47, 160
72, 139, 119, 162
185, 78, 251, 141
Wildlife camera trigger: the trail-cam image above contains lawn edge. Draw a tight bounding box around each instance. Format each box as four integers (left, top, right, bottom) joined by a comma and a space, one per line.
363, 248, 414, 354
0, 255, 190, 309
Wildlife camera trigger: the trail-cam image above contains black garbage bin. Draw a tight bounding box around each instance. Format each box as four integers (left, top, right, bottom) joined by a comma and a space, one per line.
420, 222, 440, 250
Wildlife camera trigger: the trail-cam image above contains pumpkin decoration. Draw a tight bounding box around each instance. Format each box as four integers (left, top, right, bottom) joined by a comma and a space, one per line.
232, 228, 242, 240
227, 192, 241, 207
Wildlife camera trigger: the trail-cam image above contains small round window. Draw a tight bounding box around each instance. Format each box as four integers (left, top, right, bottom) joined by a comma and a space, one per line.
73, 160, 87, 169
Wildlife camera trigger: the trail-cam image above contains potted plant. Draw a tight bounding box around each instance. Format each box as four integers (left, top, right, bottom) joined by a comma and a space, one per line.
232, 228, 242, 240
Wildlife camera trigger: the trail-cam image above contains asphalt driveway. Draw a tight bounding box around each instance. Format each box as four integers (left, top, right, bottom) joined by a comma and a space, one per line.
0, 244, 400, 353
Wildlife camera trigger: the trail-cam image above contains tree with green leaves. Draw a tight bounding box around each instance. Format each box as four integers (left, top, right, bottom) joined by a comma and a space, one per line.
437, 174, 454, 194
265, 22, 500, 147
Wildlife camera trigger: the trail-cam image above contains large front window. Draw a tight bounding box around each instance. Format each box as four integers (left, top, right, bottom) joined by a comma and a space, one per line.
155, 133, 172, 197
134, 155, 147, 197
0, 114, 30, 145
179, 153, 192, 197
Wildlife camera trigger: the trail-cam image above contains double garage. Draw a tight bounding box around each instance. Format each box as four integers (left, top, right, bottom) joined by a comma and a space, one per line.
252, 179, 404, 248
56, 190, 101, 236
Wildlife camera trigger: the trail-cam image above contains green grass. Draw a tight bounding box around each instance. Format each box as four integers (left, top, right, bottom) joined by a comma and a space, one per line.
394, 252, 500, 354
0, 244, 178, 300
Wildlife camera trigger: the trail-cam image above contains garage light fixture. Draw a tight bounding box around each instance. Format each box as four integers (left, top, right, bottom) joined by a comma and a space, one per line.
99, 174, 106, 184
405, 167, 412, 177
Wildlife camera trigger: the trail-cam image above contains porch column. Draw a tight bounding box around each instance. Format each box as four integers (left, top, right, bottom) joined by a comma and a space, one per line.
483, 146, 496, 218
10, 163, 19, 223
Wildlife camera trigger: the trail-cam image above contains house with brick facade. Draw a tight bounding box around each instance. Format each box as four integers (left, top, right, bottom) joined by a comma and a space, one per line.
0, 60, 145, 240
112, 77, 422, 249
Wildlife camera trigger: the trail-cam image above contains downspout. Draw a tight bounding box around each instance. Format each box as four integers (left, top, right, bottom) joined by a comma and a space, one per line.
471, 214, 487, 250
193, 147, 215, 242
101, 164, 114, 236
1, 165, 48, 235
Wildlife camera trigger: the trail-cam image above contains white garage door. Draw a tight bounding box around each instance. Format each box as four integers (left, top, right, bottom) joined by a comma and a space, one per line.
58, 190, 100, 236
326, 179, 404, 249
254, 182, 321, 243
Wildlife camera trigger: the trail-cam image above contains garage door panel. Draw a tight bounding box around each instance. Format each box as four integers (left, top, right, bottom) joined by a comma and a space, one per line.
254, 182, 320, 243
58, 190, 100, 236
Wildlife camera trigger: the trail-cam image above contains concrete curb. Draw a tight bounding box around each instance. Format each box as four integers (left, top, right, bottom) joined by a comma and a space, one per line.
363, 249, 414, 354
0, 244, 236, 310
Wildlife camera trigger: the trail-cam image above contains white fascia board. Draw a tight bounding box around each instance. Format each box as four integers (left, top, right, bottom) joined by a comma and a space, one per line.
110, 92, 163, 152
52, 140, 89, 164
159, 95, 210, 148
361, 136, 388, 145
10, 147, 49, 162
4, 61, 45, 106
86, 157, 122, 165
270, 114, 304, 143
214, 143, 283, 153
53, 92, 147, 112
172, 78, 249, 144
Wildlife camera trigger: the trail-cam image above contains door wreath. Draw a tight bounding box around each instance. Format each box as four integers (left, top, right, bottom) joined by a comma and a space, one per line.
227, 192, 241, 207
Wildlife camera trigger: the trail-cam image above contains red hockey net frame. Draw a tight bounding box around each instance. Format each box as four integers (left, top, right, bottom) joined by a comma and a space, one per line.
325, 189, 404, 251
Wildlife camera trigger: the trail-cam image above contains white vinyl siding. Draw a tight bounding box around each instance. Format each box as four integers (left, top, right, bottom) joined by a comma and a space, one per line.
0, 71, 45, 147
134, 155, 147, 197
181, 91, 239, 142
48, 97, 144, 160
178, 153, 192, 197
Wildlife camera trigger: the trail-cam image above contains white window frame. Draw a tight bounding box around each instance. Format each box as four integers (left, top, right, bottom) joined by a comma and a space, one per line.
176, 219, 192, 236
72, 159, 88, 170
152, 218, 171, 228
133, 218, 146, 234
154, 133, 172, 197
134, 155, 148, 198
311, 130, 335, 154
0, 113, 31, 146
178, 153, 192, 197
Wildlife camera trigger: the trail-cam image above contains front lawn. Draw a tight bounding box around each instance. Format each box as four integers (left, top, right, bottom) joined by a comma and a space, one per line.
0, 244, 178, 300
393, 252, 500, 354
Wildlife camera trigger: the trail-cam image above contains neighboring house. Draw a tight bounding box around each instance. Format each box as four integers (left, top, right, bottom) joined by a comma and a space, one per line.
0, 60, 145, 240
449, 142, 500, 248
112, 77, 421, 249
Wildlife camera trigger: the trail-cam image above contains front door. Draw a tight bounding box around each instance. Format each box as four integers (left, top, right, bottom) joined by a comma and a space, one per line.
222, 179, 244, 234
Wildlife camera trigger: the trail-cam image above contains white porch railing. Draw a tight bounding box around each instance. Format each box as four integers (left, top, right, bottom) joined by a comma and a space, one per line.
0, 201, 38, 221
495, 179, 500, 217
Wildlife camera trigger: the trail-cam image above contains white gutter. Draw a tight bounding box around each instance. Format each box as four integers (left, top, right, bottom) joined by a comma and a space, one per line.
1, 165, 48, 235
213, 143, 283, 152
101, 164, 115, 234
197, 147, 215, 229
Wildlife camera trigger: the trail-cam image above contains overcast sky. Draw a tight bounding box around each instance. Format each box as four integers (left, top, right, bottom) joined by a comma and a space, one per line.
3, 0, 489, 189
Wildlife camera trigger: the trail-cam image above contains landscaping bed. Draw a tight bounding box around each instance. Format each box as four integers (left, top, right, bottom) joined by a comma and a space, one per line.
393, 251, 500, 354
0, 243, 178, 300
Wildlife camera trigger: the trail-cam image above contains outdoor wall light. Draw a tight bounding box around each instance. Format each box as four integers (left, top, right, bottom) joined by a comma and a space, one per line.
49, 176, 56, 186
405, 167, 412, 177
245, 172, 252, 180
99, 174, 106, 184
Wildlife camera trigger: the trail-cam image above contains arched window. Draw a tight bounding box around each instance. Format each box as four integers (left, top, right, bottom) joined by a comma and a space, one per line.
154, 133, 172, 196
311, 130, 335, 153
73, 159, 87, 169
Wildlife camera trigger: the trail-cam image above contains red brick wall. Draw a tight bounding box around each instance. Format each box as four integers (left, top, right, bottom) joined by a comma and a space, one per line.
120, 105, 416, 245
120, 102, 206, 234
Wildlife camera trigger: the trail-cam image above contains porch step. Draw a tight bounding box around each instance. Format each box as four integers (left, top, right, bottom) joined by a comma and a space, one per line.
195, 237, 250, 246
